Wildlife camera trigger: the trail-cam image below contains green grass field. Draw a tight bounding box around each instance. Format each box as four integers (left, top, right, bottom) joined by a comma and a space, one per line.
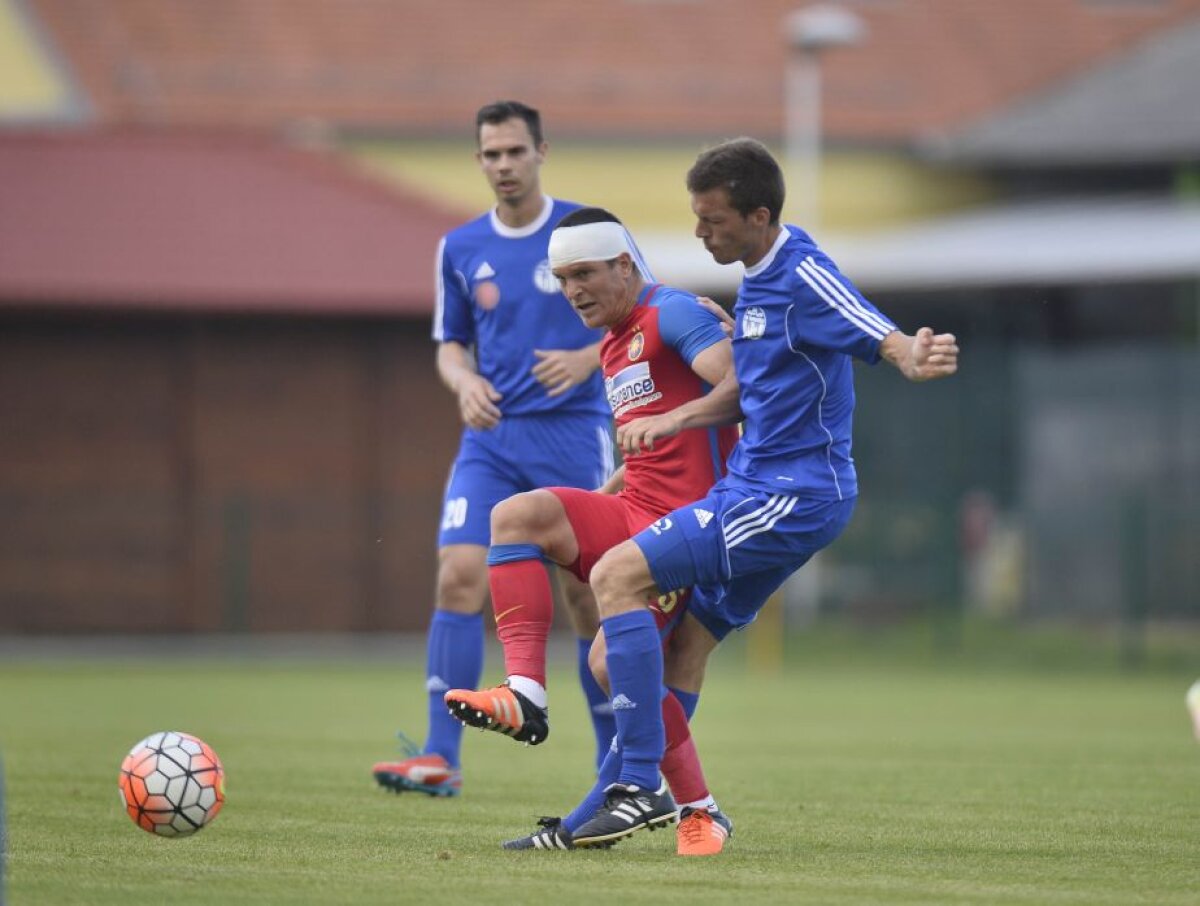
2, 631, 1198, 905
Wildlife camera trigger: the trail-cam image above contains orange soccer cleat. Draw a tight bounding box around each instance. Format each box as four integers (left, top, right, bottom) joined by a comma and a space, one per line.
372, 732, 461, 797
675, 806, 733, 856
444, 683, 549, 745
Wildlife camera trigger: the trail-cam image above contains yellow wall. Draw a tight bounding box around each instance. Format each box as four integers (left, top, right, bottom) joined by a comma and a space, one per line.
0, 0, 75, 118
348, 139, 994, 237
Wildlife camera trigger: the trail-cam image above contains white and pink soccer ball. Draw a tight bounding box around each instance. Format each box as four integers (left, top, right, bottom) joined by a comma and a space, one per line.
118, 731, 225, 837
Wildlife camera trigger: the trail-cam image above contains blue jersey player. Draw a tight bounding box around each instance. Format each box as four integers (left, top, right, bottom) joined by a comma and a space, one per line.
570, 138, 960, 846
373, 101, 648, 797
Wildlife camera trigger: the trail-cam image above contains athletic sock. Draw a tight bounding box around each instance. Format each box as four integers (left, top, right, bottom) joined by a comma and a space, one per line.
488, 544, 553, 686
563, 735, 621, 833
659, 688, 709, 804
422, 609, 483, 768
506, 674, 547, 709
668, 684, 700, 721
602, 609, 665, 791
577, 635, 617, 771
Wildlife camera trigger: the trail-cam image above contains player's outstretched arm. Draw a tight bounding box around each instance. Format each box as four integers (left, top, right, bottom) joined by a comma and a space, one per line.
617, 339, 742, 455
532, 342, 602, 397
879, 327, 959, 383
437, 341, 503, 429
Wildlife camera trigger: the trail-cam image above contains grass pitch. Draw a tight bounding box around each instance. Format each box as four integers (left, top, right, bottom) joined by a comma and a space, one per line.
2, 631, 1197, 905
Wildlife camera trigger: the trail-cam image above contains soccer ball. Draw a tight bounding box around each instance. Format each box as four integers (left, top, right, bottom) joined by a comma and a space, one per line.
118, 731, 225, 837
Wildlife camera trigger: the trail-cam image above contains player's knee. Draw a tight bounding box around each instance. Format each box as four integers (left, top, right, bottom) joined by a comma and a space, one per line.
435, 550, 487, 613
588, 556, 620, 615
490, 492, 550, 545
589, 544, 645, 617
588, 556, 628, 619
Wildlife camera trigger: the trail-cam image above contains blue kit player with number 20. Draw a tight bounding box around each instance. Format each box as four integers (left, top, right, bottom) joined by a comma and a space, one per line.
372, 101, 651, 797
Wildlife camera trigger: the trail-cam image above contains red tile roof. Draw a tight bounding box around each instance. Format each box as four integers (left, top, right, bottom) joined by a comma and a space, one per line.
26, 0, 1200, 141
0, 130, 465, 313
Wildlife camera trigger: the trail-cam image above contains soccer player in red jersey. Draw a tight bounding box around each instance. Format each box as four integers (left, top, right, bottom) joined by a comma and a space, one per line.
445, 207, 740, 854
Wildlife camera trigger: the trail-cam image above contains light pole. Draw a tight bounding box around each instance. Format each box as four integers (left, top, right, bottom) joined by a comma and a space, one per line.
783, 5, 866, 229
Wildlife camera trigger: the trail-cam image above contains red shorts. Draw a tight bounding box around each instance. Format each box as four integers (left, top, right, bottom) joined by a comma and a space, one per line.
546, 487, 689, 635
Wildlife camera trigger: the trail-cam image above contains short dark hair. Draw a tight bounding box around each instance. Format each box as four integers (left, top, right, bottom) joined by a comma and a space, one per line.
476, 100, 544, 147
555, 206, 623, 230
686, 138, 785, 224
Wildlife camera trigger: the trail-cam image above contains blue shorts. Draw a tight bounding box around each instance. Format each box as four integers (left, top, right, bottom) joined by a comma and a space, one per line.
438, 412, 614, 547
632, 479, 856, 640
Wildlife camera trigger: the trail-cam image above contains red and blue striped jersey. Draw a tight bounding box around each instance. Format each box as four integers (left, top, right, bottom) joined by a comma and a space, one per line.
602, 283, 739, 517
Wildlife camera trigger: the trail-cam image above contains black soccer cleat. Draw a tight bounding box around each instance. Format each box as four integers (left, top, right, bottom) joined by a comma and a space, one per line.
571, 782, 678, 848
501, 816, 576, 851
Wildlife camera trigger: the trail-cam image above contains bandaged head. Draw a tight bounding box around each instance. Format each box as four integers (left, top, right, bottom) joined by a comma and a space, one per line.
547, 221, 632, 269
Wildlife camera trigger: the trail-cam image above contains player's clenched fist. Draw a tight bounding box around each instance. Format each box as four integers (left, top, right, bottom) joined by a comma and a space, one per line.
880, 327, 959, 383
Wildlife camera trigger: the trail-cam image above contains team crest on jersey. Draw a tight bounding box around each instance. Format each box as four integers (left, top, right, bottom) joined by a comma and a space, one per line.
742, 306, 767, 339
533, 259, 560, 294
627, 330, 645, 361
474, 281, 500, 310
606, 361, 662, 418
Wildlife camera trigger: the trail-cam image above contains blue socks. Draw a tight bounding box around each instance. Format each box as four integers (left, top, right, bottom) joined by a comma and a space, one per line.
602, 610, 664, 791
563, 736, 621, 832
422, 609, 483, 768
668, 685, 700, 721
577, 636, 617, 770
564, 686, 703, 832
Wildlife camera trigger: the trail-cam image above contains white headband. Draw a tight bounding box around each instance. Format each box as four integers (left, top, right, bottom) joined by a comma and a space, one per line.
547, 221, 632, 269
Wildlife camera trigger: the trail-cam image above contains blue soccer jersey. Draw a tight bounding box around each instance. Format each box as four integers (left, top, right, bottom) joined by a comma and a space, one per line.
433, 196, 609, 417
726, 225, 898, 500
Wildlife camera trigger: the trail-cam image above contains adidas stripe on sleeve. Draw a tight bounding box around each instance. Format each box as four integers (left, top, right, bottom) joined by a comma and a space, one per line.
788, 253, 896, 363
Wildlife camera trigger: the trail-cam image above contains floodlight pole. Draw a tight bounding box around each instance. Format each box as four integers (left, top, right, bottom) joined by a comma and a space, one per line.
783, 5, 866, 230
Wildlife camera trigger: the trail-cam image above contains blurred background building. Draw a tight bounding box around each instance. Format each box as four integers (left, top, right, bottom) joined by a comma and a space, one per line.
1, 0, 1197, 635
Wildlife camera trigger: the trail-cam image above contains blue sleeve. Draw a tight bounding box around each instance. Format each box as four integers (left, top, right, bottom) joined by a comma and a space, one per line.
785, 251, 896, 363
654, 289, 728, 365
431, 236, 474, 345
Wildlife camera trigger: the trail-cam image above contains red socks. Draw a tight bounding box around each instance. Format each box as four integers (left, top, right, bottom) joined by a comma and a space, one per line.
660, 690, 709, 804
490, 559, 554, 686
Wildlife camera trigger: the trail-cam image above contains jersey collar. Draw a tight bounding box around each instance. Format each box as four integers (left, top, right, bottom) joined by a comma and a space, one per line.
489, 195, 555, 238
611, 282, 659, 334
743, 226, 792, 278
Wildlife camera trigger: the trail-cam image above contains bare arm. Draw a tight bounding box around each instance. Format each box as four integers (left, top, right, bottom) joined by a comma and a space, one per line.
532, 342, 602, 397
617, 338, 741, 455
879, 328, 959, 382
436, 341, 503, 429
596, 464, 626, 495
